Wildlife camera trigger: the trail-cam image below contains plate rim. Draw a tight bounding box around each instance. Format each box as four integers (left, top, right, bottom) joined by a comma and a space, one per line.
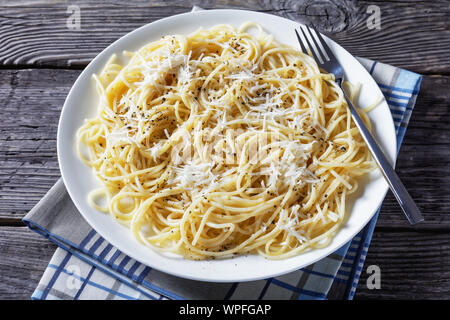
57, 8, 397, 282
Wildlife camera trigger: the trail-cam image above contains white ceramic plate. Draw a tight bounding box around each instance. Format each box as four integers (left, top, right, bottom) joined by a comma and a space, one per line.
58, 9, 397, 282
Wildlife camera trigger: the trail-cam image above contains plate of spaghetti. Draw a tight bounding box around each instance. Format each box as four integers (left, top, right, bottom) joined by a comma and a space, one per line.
58, 9, 397, 282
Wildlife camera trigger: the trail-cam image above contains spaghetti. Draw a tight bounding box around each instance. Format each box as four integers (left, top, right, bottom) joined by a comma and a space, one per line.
77, 23, 374, 260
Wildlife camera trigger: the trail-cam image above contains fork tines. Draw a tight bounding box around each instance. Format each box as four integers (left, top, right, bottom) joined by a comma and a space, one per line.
295, 26, 333, 64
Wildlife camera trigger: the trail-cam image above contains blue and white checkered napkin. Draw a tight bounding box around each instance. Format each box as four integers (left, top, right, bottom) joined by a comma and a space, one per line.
23, 9, 422, 300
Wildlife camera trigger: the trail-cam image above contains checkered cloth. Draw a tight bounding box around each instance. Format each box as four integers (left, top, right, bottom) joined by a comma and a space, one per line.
23, 8, 422, 300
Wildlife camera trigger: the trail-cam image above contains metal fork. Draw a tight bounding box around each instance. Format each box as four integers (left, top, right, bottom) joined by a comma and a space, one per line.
295, 26, 424, 225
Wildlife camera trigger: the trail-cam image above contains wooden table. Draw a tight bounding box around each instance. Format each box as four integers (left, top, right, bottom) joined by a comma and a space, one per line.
0, 0, 449, 300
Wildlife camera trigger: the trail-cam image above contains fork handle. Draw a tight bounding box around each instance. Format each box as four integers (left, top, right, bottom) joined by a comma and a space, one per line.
342, 90, 424, 225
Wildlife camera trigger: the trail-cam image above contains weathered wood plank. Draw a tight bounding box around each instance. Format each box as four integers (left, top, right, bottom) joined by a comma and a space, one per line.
0, 69, 79, 218
1, 69, 448, 228
0, 0, 449, 73
0, 227, 56, 299
356, 230, 450, 299
1, 227, 449, 299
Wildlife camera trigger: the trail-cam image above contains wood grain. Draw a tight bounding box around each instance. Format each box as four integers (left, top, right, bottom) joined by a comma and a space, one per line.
0, 227, 56, 299
1, 69, 448, 228
0, 0, 449, 73
0, 69, 79, 219
356, 230, 450, 299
